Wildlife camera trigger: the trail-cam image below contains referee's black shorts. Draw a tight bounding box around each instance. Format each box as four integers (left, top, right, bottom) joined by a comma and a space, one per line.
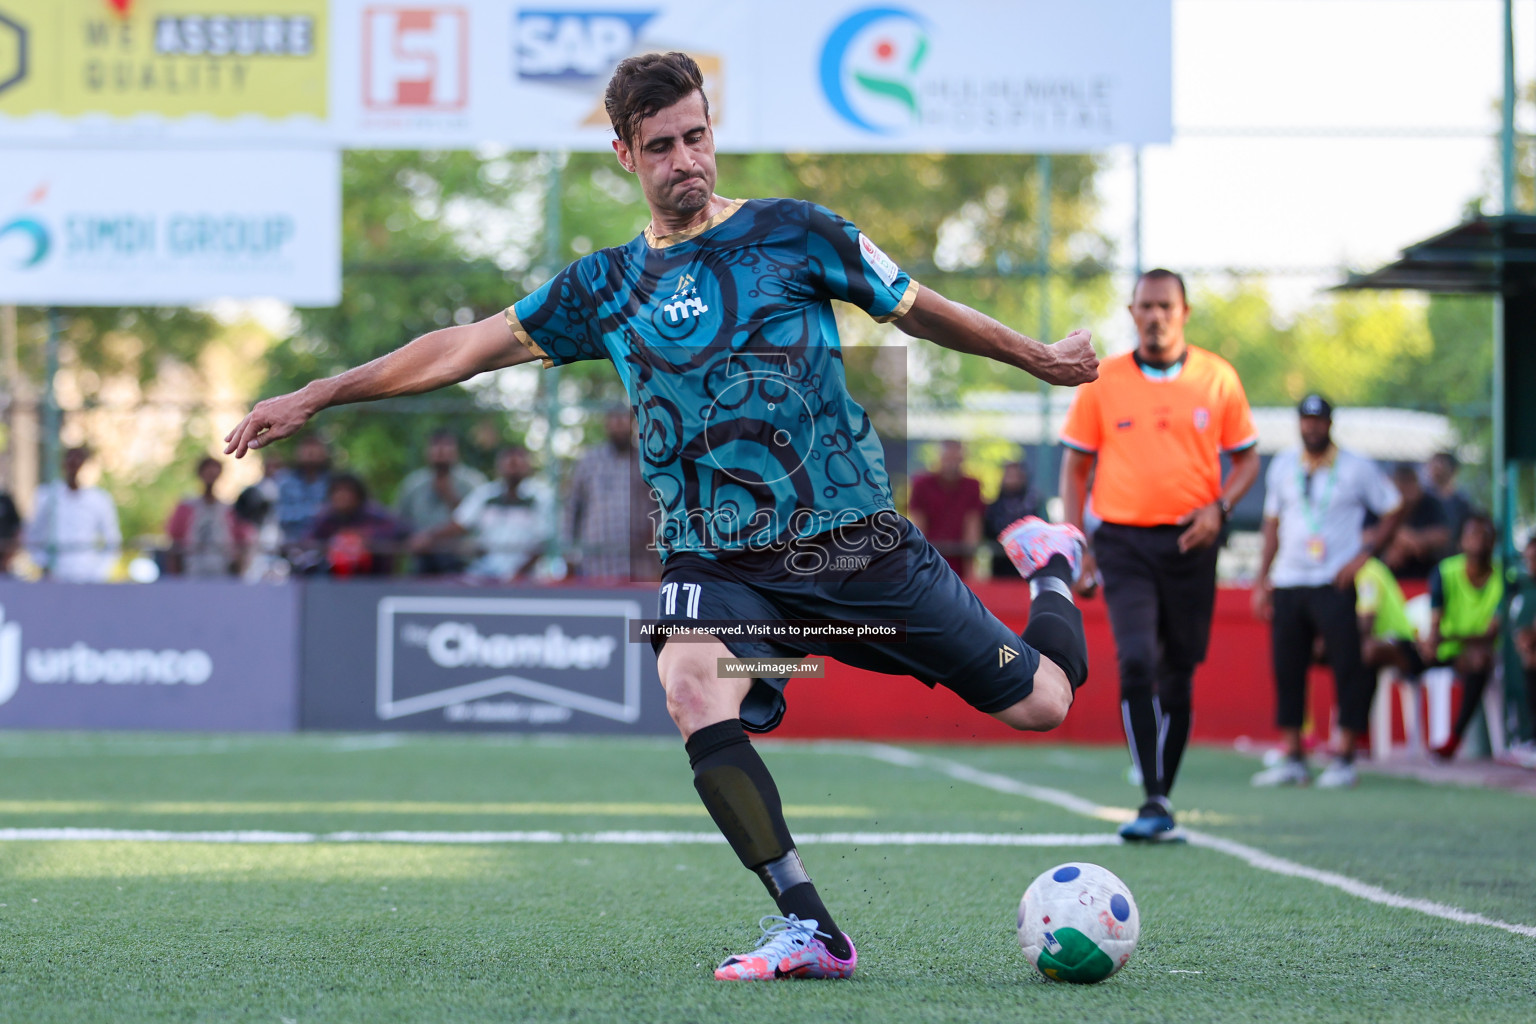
650, 512, 1041, 732
1092, 521, 1220, 697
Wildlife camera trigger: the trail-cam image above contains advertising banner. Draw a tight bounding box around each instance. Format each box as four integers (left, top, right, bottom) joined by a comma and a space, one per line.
1, 1, 1170, 152
0, 582, 300, 731
301, 581, 673, 733
752, 0, 1172, 153
329, 0, 1170, 151
0, 147, 340, 305
0, 0, 328, 142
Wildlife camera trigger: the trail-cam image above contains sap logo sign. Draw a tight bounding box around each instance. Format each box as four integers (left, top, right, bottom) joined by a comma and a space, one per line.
515, 10, 655, 82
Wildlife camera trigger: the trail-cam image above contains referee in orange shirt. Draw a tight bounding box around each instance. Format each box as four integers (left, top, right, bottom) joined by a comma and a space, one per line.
1059, 269, 1260, 842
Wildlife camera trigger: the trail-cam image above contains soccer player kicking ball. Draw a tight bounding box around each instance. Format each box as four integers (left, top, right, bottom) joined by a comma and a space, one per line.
225, 52, 1098, 981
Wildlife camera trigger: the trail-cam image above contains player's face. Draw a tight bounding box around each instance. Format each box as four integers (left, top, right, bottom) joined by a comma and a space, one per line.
613, 91, 716, 219
1129, 277, 1190, 359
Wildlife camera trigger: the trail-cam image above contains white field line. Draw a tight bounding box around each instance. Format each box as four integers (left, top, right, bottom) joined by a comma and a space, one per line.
0, 827, 1118, 848
859, 744, 1536, 940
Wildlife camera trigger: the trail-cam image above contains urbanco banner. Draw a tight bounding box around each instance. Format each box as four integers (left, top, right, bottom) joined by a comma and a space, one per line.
0, 147, 340, 305
0, 582, 301, 731
300, 580, 674, 734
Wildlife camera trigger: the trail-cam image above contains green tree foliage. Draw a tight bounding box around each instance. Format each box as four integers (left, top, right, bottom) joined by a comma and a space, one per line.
1190, 283, 1488, 414
261, 150, 550, 496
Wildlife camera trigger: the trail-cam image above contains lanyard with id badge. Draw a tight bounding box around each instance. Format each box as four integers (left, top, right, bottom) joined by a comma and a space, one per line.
1298, 460, 1337, 563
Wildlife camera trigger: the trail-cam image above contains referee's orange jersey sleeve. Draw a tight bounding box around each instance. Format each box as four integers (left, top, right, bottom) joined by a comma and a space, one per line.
1059, 347, 1257, 527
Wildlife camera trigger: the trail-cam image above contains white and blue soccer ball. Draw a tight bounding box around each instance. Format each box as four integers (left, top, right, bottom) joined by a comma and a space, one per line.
1017, 862, 1139, 983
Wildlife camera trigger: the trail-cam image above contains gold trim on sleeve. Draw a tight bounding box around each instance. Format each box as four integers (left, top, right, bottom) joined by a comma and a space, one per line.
644, 198, 746, 249
504, 306, 553, 369
874, 279, 920, 323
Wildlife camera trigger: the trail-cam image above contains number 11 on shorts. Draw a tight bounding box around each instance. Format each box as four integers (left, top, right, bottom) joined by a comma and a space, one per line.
661, 582, 702, 618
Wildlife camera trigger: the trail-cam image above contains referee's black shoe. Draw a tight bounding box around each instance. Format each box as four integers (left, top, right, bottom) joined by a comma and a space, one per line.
1117, 798, 1187, 843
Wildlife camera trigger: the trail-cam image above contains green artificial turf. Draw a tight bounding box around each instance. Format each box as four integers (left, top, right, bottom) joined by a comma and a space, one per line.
0, 733, 1531, 1023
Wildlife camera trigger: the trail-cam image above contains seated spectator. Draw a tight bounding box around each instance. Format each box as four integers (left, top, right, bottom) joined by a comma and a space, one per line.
0, 489, 19, 576
982, 460, 1042, 581
1358, 555, 1426, 684
1423, 514, 1504, 760
1380, 462, 1451, 580
1508, 535, 1536, 764
25, 445, 120, 582
396, 429, 486, 575
909, 439, 984, 578
303, 473, 406, 577
275, 434, 332, 546
235, 451, 287, 581
164, 456, 250, 577
415, 444, 552, 582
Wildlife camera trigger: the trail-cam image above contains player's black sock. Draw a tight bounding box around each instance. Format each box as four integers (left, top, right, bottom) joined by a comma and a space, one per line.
685, 720, 851, 959
1160, 701, 1192, 794
1120, 693, 1166, 800
1022, 559, 1088, 691
1449, 668, 1492, 742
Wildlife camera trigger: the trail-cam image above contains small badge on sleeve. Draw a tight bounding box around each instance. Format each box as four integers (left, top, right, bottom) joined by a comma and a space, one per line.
858, 233, 901, 287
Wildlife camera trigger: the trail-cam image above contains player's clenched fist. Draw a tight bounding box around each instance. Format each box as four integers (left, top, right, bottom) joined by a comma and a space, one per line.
1041, 329, 1098, 387
223, 390, 318, 458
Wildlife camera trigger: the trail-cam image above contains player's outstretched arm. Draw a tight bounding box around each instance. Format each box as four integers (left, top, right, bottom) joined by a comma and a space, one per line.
893, 285, 1098, 386
224, 312, 537, 458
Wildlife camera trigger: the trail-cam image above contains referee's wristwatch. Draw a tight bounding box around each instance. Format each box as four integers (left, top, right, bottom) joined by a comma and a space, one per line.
1216, 498, 1232, 522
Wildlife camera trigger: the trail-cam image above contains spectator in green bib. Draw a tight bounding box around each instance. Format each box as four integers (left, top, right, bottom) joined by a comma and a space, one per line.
1358, 555, 1426, 682
1423, 513, 1504, 761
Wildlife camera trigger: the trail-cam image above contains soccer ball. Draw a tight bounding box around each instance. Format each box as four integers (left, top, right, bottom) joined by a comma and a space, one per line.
1017, 862, 1139, 983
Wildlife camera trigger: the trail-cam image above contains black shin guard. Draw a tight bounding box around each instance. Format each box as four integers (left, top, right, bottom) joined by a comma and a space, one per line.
1023, 577, 1089, 691
685, 721, 849, 957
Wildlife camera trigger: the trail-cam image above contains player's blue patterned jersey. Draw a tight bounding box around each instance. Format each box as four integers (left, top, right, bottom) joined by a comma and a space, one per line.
505, 197, 919, 561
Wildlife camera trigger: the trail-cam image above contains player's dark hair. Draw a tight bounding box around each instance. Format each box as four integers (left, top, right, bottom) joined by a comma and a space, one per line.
427, 428, 459, 445
604, 51, 709, 148
196, 455, 221, 474
1135, 268, 1188, 305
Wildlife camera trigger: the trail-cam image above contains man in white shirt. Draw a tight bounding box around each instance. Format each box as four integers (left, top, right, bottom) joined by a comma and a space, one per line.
1251, 396, 1405, 788
415, 444, 553, 581
26, 446, 121, 583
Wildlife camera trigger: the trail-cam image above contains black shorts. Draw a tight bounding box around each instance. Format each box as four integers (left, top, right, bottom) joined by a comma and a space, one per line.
650, 512, 1041, 731
1391, 637, 1430, 678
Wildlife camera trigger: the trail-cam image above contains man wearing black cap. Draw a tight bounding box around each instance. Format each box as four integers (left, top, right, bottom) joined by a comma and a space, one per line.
1252, 395, 1407, 787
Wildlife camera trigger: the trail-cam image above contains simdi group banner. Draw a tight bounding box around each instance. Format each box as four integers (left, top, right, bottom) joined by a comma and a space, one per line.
0, 147, 340, 305
0, 0, 1171, 152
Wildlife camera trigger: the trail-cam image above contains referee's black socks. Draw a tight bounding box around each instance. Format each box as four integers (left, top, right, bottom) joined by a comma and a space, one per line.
1022, 555, 1089, 691
686, 720, 852, 959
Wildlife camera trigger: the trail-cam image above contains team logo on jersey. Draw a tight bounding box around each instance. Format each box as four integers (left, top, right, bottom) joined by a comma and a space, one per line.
661, 273, 710, 325
998, 644, 1018, 667
1193, 407, 1210, 430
